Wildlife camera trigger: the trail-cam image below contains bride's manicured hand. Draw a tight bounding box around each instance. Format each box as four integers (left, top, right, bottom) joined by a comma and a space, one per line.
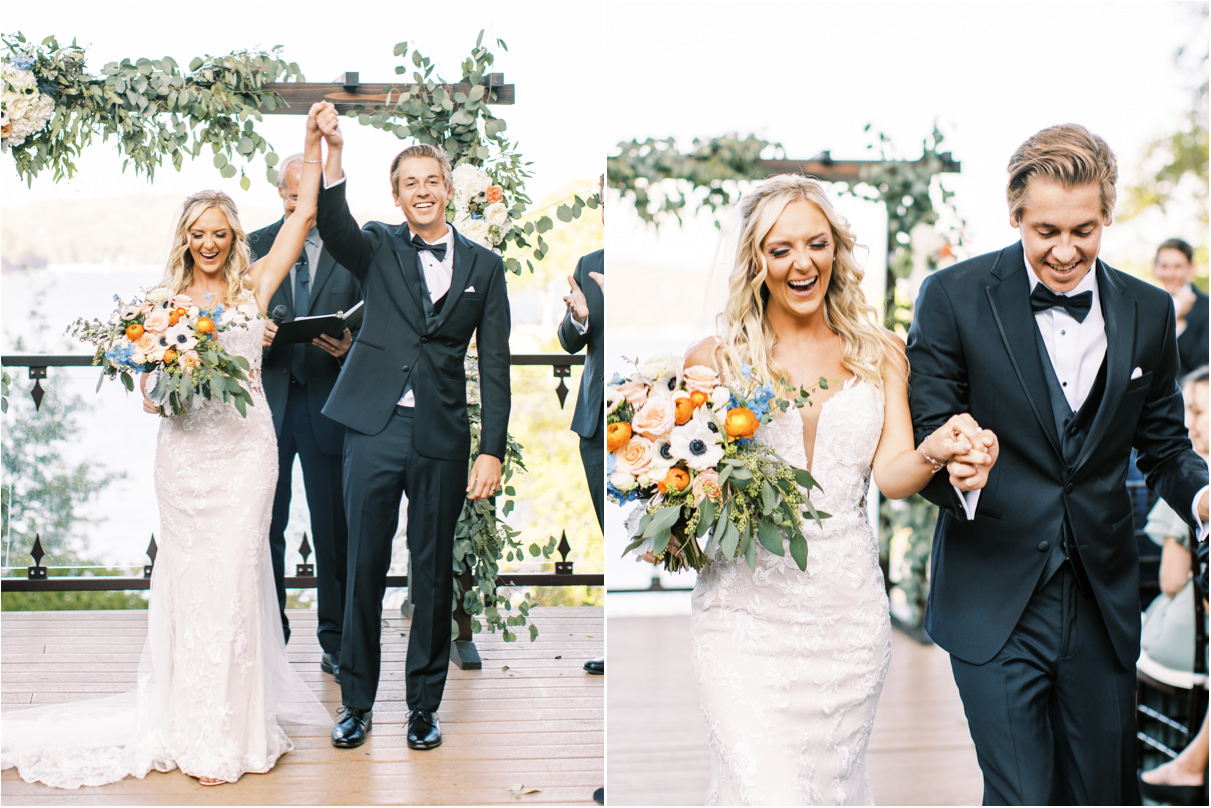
316, 102, 343, 148
922, 413, 984, 467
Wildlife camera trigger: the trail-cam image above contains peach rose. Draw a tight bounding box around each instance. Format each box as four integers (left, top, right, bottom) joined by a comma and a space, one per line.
614, 435, 656, 476
631, 395, 676, 439
486, 185, 504, 203
135, 334, 155, 353
683, 364, 719, 394
143, 310, 170, 333
171, 294, 194, 309
614, 379, 649, 408
692, 469, 723, 503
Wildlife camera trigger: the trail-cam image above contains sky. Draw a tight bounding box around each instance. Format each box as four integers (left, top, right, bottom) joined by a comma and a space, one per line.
605, 0, 1207, 283
1, 1, 607, 217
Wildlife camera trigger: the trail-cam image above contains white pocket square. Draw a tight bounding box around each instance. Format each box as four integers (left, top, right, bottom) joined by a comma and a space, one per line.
1130, 367, 1143, 380
464, 286, 475, 293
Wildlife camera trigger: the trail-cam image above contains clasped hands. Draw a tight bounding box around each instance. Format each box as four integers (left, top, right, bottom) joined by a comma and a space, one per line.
921, 413, 1000, 492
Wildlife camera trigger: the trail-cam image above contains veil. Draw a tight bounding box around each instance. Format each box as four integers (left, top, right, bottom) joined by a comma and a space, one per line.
699, 205, 745, 342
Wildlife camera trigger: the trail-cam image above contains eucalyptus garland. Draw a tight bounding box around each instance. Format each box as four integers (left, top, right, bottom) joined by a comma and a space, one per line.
1, 32, 301, 187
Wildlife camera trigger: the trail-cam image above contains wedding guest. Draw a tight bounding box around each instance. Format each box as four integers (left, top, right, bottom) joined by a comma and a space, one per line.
1138, 366, 1209, 808
1153, 238, 1209, 377
558, 176, 604, 677
249, 154, 362, 684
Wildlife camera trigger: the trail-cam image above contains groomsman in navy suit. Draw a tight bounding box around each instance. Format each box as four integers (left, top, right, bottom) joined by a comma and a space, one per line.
249, 154, 361, 681
313, 103, 511, 752
908, 124, 1209, 805
559, 180, 605, 677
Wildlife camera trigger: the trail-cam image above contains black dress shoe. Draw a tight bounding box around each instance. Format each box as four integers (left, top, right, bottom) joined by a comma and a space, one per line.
407, 709, 442, 750
331, 707, 371, 748
321, 652, 341, 684
1137, 770, 1207, 806
584, 657, 604, 675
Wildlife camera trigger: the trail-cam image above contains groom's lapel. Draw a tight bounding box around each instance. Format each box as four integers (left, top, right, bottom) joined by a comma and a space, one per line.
985, 243, 1063, 458
388, 223, 427, 319
1073, 261, 1135, 472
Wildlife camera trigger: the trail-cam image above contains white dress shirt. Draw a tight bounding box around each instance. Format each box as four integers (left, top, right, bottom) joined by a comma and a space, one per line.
398, 225, 453, 408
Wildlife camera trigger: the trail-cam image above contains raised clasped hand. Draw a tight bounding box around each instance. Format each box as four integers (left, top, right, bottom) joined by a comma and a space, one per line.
315, 101, 343, 148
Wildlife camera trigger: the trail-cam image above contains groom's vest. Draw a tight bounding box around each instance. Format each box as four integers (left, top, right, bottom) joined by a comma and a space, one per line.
1032, 326, 1108, 596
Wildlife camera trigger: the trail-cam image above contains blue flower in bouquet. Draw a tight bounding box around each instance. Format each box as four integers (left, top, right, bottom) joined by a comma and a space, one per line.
11, 54, 35, 71
104, 342, 135, 367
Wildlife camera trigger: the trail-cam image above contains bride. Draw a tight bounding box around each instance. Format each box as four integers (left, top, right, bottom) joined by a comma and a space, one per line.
1, 106, 331, 788
685, 174, 997, 805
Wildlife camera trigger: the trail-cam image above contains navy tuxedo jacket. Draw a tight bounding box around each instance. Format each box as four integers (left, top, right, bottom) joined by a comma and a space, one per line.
316, 180, 511, 462
558, 249, 604, 439
248, 217, 362, 456
907, 242, 1206, 669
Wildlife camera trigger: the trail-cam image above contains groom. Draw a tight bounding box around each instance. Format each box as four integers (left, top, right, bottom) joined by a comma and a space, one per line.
313, 103, 511, 750
907, 123, 1208, 804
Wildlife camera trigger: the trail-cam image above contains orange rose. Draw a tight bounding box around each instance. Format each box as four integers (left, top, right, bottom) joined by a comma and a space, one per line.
486, 185, 504, 203
606, 421, 632, 452
163, 348, 179, 364
690, 390, 708, 410
196, 316, 216, 334
125, 323, 145, 341
674, 395, 694, 425
657, 467, 691, 494
723, 407, 759, 440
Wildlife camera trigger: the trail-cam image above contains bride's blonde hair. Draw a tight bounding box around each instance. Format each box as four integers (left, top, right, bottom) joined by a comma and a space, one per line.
715, 174, 897, 390
161, 190, 252, 304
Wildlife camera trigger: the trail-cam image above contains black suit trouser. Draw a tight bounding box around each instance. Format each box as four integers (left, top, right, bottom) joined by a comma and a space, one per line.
340, 406, 463, 713
268, 382, 348, 653
579, 418, 604, 532
949, 564, 1138, 805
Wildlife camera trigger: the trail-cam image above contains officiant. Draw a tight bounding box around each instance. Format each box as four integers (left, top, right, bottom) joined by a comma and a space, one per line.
250, 152, 362, 682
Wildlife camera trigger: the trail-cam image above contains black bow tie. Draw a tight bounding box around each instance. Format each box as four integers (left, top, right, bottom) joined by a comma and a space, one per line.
1029, 284, 1093, 323
411, 234, 447, 260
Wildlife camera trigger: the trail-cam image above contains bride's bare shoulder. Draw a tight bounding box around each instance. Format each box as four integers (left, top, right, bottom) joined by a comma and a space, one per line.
685, 336, 720, 370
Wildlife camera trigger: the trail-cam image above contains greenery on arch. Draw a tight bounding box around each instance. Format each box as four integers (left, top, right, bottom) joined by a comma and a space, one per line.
2, 32, 302, 188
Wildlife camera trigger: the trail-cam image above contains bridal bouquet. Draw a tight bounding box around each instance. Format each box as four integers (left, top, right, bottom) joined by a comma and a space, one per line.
68, 287, 256, 417
607, 353, 828, 573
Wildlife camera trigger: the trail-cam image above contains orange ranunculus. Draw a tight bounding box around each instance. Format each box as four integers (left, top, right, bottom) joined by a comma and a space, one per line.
724, 407, 759, 440
163, 348, 179, 364
196, 316, 216, 334
606, 421, 632, 452
125, 323, 145, 341
657, 467, 691, 494
690, 390, 708, 410
674, 396, 694, 425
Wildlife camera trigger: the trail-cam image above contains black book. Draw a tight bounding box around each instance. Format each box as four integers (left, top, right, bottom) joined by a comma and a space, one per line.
273, 300, 364, 345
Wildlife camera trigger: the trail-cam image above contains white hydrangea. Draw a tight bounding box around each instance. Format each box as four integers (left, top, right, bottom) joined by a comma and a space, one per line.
484, 201, 509, 228
456, 216, 492, 249
1, 61, 54, 150
451, 163, 491, 204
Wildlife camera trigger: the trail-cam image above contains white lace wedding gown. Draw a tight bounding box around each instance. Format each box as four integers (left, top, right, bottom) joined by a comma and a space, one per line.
2, 306, 328, 788
691, 377, 892, 805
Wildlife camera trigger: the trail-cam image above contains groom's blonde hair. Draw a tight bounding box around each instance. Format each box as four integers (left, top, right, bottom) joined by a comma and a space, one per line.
390, 143, 453, 196
1006, 124, 1118, 223
716, 174, 896, 392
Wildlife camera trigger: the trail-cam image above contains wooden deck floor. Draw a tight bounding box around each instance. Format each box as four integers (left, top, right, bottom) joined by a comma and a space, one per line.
1, 606, 603, 806
607, 614, 983, 806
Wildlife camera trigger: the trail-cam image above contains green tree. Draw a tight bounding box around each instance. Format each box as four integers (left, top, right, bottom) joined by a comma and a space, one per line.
1, 373, 142, 610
